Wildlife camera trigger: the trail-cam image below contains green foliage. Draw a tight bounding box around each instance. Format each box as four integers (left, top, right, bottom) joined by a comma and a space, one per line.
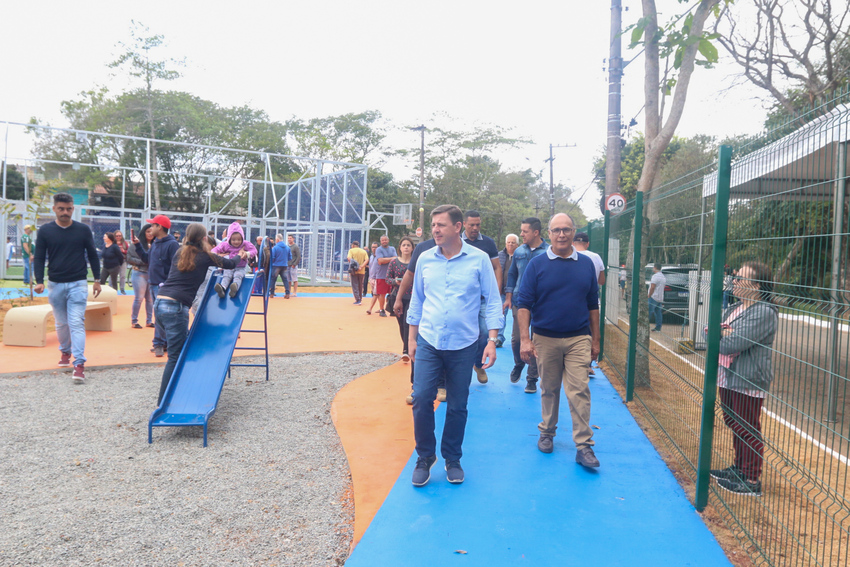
626, 4, 722, 71
29, 88, 298, 213
108, 20, 184, 91
1, 164, 27, 200
286, 111, 386, 165
594, 133, 684, 202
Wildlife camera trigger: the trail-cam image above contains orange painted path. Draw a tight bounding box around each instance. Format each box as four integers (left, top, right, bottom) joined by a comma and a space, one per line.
0, 287, 413, 547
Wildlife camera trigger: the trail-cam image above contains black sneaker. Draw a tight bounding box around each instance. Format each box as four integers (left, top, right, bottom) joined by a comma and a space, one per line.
445, 460, 464, 484
717, 477, 762, 497
710, 465, 742, 482
524, 381, 537, 393
538, 434, 554, 453
412, 455, 437, 487
510, 365, 523, 384
576, 446, 600, 468
379, 309, 388, 317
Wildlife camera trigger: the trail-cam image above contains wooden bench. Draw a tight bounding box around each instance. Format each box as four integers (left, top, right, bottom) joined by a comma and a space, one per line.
3, 285, 119, 347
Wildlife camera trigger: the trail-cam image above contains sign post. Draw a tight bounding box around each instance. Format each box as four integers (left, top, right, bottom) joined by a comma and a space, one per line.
605, 193, 626, 215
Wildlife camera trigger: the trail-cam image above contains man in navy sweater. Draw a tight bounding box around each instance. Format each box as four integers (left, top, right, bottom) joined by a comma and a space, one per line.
132, 214, 179, 357
33, 193, 102, 384
516, 213, 601, 468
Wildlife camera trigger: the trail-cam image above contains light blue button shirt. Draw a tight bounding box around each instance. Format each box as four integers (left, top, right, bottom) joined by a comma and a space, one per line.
407, 241, 505, 351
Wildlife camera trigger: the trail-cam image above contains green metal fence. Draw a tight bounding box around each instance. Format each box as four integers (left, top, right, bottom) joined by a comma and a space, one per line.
599, 92, 850, 566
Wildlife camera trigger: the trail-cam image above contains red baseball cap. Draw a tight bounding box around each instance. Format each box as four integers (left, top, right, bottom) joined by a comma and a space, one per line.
146, 214, 171, 229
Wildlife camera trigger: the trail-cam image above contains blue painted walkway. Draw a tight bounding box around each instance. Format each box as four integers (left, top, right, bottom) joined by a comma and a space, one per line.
346, 327, 731, 565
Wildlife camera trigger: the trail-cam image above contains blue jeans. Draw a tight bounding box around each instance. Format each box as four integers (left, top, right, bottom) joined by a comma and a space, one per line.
48, 280, 88, 366
412, 335, 477, 462
497, 293, 508, 344
150, 285, 166, 347
154, 298, 189, 404
473, 298, 488, 369
23, 257, 32, 284
131, 270, 153, 326
648, 297, 663, 330
270, 265, 290, 296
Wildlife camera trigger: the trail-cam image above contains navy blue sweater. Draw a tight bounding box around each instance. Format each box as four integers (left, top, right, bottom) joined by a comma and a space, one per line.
134, 234, 179, 286
515, 251, 599, 338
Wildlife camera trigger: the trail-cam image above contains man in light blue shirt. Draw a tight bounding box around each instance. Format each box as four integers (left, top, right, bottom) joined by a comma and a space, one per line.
407, 204, 504, 487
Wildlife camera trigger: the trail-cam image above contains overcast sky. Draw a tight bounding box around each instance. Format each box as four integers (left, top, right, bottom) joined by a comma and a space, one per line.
1, 0, 771, 219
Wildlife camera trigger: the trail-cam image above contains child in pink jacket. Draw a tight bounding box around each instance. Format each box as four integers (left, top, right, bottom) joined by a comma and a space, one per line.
210, 222, 257, 298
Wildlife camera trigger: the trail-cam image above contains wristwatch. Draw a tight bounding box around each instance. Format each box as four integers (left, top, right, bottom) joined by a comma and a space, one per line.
487, 337, 498, 343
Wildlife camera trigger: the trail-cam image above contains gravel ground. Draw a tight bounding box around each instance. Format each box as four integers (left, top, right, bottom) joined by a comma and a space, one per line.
0, 352, 397, 567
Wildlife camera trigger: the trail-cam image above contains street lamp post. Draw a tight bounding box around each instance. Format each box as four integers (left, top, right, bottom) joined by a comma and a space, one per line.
544, 143, 576, 217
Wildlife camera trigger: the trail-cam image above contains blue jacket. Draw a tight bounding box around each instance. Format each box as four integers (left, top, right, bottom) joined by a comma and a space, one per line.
134, 234, 179, 286
505, 240, 549, 294
271, 241, 291, 267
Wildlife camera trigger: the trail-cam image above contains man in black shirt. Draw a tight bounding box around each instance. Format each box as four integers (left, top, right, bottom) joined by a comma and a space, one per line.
33, 193, 102, 384
461, 210, 501, 385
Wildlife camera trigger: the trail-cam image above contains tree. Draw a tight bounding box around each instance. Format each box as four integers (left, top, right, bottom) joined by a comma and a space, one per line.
714, 0, 850, 115
627, 0, 723, 386
109, 21, 185, 210
286, 111, 387, 166
29, 89, 297, 214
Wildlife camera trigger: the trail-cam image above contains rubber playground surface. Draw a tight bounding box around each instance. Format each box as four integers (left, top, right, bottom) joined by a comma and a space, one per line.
1, 287, 732, 565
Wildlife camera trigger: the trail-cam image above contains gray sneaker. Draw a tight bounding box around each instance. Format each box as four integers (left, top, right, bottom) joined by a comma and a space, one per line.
710, 465, 742, 482
717, 477, 762, 497
538, 434, 554, 453
445, 460, 464, 484
412, 455, 437, 487
576, 446, 600, 468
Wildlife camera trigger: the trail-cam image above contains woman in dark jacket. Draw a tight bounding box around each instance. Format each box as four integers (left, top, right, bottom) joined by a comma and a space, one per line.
127, 224, 155, 329
99, 232, 125, 290
708, 261, 779, 497
147, 223, 247, 405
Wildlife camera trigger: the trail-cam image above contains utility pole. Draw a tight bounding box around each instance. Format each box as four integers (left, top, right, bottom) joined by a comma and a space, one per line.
410, 125, 426, 233
544, 143, 576, 217
605, 0, 623, 203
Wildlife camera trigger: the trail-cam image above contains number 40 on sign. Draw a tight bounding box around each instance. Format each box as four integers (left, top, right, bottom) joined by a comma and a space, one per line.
605, 193, 626, 215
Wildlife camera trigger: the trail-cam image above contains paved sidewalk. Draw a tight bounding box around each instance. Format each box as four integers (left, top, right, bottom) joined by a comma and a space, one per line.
345, 355, 732, 566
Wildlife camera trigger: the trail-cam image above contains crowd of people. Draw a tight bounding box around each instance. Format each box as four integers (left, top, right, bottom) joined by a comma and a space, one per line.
24, 191, 777, 497
27, 193, 300, 388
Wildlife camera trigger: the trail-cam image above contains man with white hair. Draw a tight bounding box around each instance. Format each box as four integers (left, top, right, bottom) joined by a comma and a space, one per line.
517, 213, 601, 468
496, 233, 519, 347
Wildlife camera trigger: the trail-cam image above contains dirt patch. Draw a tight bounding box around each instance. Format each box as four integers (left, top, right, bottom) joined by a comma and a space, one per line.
600, 323, 850, 566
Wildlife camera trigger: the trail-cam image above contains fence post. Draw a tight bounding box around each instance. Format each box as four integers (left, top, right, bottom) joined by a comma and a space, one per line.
694, 145, 732, 511
625, 192, 643, 402
599, 210, 610, 360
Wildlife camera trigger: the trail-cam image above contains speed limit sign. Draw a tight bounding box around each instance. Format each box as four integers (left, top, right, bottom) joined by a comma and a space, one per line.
605, 193, 627, 214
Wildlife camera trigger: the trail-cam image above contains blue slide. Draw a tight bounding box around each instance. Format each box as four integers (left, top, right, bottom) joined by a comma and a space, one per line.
148, 271, 257, 447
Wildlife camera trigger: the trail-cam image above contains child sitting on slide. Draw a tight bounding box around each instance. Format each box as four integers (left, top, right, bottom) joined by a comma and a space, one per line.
210, 222, 257, 298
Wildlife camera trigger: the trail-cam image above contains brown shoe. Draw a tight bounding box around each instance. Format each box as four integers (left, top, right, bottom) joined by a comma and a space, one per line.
538, 434, 554, 453
436, 388, 447, 402
576, 446, 600, 468
474, 366, 488, 384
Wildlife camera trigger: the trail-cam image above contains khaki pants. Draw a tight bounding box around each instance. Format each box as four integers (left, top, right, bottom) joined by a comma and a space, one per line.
534, 334, 594, 448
